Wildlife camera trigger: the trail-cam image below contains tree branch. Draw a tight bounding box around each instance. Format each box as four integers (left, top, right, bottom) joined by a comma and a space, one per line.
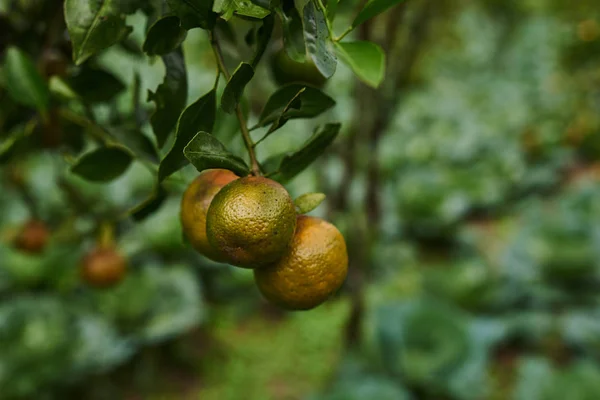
209, 31, 260, 176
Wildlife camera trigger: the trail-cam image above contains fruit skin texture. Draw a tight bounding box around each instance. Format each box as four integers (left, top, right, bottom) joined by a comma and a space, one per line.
81, 248, 127, 288
206, 176, 297, 269
270, 49, 327, 88
254, 215, 348, 310
14, 220, 50, 254
180, 169, 239, 262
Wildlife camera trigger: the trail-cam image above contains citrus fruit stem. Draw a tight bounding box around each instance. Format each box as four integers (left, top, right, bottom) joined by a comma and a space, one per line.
97, 221, 115, 249
209, 30, 261, 176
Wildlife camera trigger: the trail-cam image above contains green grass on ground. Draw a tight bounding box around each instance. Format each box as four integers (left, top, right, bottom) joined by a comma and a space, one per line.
195, 299, 350, 400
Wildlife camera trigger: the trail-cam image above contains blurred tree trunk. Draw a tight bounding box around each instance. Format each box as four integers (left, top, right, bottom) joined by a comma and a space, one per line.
342, 0, 435, 349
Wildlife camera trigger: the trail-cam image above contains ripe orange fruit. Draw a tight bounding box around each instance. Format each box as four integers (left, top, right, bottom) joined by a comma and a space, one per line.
81, 247, 127, 288
14, 220, 50, 254
180, 169, 238, 261
254, 215, 348, 310
206, 176, 297, 268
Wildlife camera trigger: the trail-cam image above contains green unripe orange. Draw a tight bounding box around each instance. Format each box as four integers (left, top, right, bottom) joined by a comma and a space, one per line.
270, 49, 327, 88
206, 176, 297, 269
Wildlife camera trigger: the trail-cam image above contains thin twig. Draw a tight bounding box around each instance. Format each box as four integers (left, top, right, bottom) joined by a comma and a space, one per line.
209, 30, 261, 176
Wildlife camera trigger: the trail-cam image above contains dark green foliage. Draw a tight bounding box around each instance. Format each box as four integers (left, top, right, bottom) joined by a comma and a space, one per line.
2, 0, 599, 398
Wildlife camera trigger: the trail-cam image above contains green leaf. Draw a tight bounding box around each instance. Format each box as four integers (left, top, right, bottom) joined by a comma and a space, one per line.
352, 0, 405, 29
277, 6, 306, 62
249, 0, 270, 11
143, 16, 187, 56
232, 0, 270, 18
277, 123, 341, 182
167, 0, 217, 30
183, 131, 249, 176
148, 49, 188, 148
68, 65, 125, 103
3, 47, 50, 111
336, 41, 385, 88
326, 0, 338, 22
64, 0, 133, 65
70, 145, 133, 182
213, 0, 235, 20
0, 125, 30, 163
256, 87, 304, 144
294, 192, 326, 214
257, 84, 335, 127
159, 89, 217, 181
251, 16, 274, 67
221, 63, 254, 114
213, 0, 270, 20
303, 0, 336, 78
113, 129, 160, 164
49, 76, 79, 101
130, 185, 168, 221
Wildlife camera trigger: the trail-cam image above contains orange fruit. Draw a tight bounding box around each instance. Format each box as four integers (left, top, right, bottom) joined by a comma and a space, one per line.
254, 215, 348, 310
180, 169, 238, 261
206, 176, 297, 268
81, 247, 127, 288
14, 219, 50, 254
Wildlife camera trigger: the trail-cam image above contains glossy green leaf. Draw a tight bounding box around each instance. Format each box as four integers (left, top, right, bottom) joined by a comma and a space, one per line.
277, 6, 305, 62
213, 0, 270, 20
68, 65, 125, 103
48, 76, 79, 101
303, 0, 336, 78
148, 50, 188, 148
118, 37, 144, 56
221, 63, 254, 114
336, 41, 385, 88
183, 131, 249, 176
3, 47, 49, 111
64, 0, 133, 65
251, 16, 274, 67
167, 0, 217, 30
352, 0, 405, 29
113, 129, 159, 164
277, 123, 341, 182
213, 0, 235, 20
70, 146, 133, 182
256, 87, 304, 144
294, 192, 326, 214
130, 185, 168, 221
143, 16, 187, 56
257, 84, 335, 127
159, 89, 217, 181
232, 0, 270, 18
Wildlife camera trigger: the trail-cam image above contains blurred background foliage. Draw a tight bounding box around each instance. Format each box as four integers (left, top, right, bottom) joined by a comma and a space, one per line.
1, 0, 600, 398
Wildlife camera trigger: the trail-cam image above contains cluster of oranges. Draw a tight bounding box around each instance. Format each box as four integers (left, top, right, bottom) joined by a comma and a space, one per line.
181, 169, 348, 311
12, 169, 348, 308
